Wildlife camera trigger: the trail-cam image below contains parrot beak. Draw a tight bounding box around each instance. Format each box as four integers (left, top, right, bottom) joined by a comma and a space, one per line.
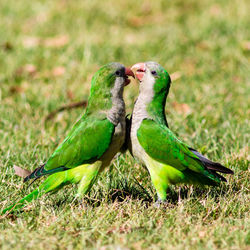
131, 63, 146, 82
124, 67, 135, 86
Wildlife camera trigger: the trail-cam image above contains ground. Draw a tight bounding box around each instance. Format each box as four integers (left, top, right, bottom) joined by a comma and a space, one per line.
0, 0, 249, 249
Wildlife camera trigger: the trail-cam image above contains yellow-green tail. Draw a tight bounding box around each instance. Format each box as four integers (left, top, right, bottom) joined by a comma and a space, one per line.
2, 162, 102, 215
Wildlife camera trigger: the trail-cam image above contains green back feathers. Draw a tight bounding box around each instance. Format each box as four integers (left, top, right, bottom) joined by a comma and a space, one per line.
45, 117, 115, 171
137, 119, 221, 183
137, 119, 199, 171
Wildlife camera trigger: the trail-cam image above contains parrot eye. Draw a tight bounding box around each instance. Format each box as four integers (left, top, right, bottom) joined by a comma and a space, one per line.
115, 70, 122, 77
151, 70, 157, 76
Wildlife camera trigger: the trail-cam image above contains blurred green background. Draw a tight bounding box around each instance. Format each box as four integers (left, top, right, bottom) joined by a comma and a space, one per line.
0, 0, 249, 249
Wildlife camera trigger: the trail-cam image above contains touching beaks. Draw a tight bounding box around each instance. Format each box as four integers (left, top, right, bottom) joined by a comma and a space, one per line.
131, 63, 146, 82
124, 67, 135, 86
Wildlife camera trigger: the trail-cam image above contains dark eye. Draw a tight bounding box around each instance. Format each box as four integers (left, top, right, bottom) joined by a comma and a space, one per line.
151, 70, 157, 76
115, 70, 121, 76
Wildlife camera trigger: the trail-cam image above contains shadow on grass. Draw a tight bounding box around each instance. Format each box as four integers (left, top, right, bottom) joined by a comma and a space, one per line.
2, 175, 239, 218
72, 179, 237, 208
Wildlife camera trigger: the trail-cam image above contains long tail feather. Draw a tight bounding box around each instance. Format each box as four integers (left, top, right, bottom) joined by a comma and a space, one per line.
2, 189, 40, 214
2, 163, 102, 215
2, 171, 68, 215
189, 147, 234, 175
24, 164, 67, 182
210, 171, 227, 182
182, 168, 219, 186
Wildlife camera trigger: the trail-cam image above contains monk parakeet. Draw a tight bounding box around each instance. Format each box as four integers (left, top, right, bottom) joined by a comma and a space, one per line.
2, 62, 134, 214
130, 61, 233, 203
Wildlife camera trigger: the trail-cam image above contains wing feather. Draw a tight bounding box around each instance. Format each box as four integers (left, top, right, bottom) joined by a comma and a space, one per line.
137, 119, 210, 175
25, 116, 114, 181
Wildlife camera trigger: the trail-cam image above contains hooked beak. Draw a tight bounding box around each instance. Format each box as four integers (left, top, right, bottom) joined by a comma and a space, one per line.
124, 67, 135, 86
131, 62, 146, 82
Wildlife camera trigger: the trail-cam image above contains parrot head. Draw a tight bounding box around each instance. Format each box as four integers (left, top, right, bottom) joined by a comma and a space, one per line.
91, 62, 134, 90
131, 61, 171, 96
87, 62, 134, 111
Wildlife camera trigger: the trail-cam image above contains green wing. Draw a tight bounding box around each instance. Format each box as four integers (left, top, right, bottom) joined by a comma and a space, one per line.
45, 116, 115, 171
137, 119, 207, 174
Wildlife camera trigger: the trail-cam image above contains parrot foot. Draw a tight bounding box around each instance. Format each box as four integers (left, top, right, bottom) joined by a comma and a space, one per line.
72, 195, 88, 210
153, 199, 168, 208
76, 199, 89, 211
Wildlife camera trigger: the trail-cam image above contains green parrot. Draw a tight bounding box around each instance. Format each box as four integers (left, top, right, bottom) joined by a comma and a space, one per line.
130, 61, 234, 203
2, 62, 134, 214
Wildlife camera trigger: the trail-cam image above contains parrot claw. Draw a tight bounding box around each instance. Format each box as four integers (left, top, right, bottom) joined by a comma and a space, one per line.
79, 201, 87, 210
153, 199, 168, 208
74, 197, 88, 211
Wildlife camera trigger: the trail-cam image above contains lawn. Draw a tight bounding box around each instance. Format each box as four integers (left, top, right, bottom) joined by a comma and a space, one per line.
0, 0, 249, 249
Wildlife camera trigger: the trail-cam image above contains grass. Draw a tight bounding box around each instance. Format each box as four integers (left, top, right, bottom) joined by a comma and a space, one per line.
0, 0, 249, 249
